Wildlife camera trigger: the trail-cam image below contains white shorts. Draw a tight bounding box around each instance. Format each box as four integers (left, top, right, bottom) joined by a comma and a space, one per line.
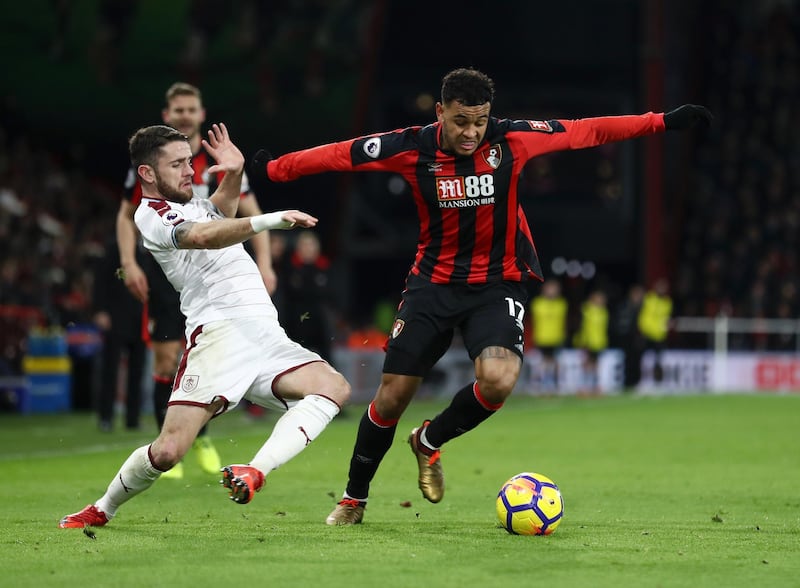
168, 316, 324, 415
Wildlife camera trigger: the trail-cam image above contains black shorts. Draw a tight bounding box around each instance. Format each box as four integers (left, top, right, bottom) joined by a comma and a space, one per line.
143, 253, 185, 342
383, 274, 529, 377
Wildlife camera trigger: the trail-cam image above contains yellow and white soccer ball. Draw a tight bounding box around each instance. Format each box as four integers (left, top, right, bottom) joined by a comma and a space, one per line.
496, 472, 564, 536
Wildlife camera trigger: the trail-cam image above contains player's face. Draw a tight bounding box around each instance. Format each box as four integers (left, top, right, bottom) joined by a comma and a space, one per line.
437, 100, 491, 157
162, 95, 206, 141
154, 141, 194, 203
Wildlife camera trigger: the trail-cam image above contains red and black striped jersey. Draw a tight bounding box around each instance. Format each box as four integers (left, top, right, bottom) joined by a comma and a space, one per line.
123, 145, 252, 205
267, 112, 665, 284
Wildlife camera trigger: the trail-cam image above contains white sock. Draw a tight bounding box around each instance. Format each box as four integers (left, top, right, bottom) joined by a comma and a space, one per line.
419, 427, 439, 451
250, 395, 340, 474
95, 445, 161, 518
342, 492, 367, 503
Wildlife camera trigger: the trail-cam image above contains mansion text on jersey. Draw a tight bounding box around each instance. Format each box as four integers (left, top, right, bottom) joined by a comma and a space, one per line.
439, 197, 496, 208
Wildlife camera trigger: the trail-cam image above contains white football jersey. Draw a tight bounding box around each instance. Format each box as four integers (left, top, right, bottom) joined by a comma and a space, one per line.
134, 196, 276, 337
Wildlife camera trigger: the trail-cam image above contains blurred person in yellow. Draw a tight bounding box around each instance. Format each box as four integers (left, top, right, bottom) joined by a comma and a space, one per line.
529, 279, 567, 392
638, 278, 672, 384
573, 289, 609, 394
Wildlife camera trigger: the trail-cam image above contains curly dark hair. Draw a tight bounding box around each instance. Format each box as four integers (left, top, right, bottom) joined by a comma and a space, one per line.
441, 67, 495, 106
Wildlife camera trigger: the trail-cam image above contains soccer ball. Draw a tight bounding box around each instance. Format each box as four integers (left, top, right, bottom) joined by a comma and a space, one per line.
496, 472, 564, 535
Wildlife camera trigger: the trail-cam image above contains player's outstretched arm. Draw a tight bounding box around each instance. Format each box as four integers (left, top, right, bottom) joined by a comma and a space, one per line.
249, 210, 318, 231
173, 210, 318, 250
252, 138, 359, 183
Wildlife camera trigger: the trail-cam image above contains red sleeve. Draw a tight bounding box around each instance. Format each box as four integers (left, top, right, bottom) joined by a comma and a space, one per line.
267, 140, 358, 182
131, 180, 143, 206
521, 112, 665, 158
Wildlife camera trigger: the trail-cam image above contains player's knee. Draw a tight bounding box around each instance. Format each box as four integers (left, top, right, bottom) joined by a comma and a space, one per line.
153, 346, 181, 376
150, 439, 186, 470
373, 395, 405, 420
374, 381, 416, 419
153, 358, 177, 378
477, 365, 520, 399
325, 371, 351, 406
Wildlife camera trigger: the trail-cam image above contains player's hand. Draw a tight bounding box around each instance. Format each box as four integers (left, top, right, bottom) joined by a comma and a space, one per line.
246, 150, 273, 192
663, 105, 713, 131
203, 123, 245, 174
120, 262, 149, 303
251, 149, 273, 176
281, 210, 318, 228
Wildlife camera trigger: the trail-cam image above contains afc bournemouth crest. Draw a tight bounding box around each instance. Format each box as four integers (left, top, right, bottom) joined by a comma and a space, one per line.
391, 319, 405, 339
181, 374, 200, 392
482, 144, 502, 169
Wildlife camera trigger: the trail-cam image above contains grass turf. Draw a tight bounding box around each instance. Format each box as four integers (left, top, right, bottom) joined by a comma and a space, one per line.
1, 393, 798, 588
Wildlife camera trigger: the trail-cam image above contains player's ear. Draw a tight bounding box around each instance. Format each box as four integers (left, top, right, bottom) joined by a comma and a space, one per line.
137, 164, 155, 184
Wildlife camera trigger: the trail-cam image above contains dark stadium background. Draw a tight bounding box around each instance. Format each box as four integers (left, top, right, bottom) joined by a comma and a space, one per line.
1, 0, 795, 355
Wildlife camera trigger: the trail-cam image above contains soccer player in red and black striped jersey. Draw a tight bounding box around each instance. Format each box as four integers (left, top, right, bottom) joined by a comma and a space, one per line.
255, 67, 711, 525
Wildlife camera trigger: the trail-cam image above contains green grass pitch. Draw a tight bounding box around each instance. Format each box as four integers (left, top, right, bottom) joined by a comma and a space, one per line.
1, 393, 798, 588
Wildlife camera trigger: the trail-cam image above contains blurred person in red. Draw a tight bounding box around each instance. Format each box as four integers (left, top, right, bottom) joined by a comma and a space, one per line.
282, 230, 334, 361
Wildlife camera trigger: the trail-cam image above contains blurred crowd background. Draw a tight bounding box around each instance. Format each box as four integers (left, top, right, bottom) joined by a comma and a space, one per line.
1, 0, 798, 407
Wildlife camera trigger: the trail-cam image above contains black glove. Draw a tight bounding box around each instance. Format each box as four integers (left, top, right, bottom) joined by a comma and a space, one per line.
247, 149, 273, 194
663, 105, 713, 131
250, 149, 273, 176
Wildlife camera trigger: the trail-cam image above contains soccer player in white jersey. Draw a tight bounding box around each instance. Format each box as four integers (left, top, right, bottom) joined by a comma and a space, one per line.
59, 123, 350, 529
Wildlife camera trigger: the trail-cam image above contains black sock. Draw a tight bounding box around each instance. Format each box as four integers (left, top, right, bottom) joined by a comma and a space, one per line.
425, 382, 501, 448
345, 403, 397, 499
153, 377, 172, 431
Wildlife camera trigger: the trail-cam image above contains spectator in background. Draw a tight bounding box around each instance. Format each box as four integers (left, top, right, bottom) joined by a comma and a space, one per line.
767, 280, 798, 351
573, 289, 608, 394
178, 0, 228, 82
242, 0, 372, 114
529, 279, 567, 392
283, 230, 334, 361
638, 278, 672, 384
87, 0, 139, 84
613, 284, 644, 390
679, 2, 799, 327
92, 237, 147, 432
